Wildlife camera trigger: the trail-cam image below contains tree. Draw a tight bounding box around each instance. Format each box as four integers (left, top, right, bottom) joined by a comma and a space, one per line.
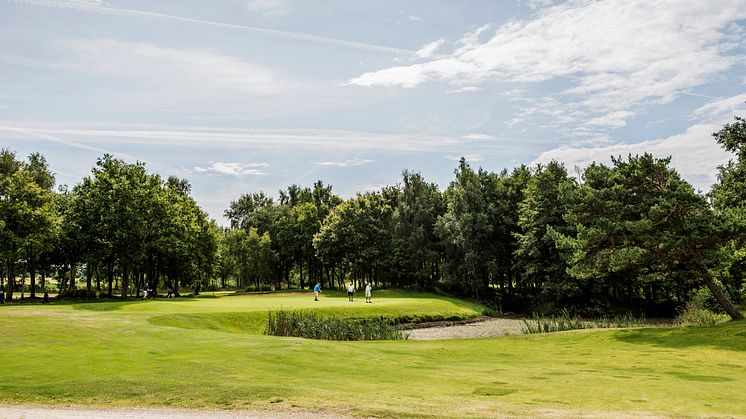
435, 158, 493, 298
514, 161, 577, 310
225, 191, 275, 233
555, 154, 743, 319
393, 170, 443, 290
710, 110, 746, 306
0, 150, 58, 300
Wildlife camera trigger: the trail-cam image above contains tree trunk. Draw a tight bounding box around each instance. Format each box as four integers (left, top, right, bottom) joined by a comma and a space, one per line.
299, 257, 304, 290
121, 266, 128, 298
86, 263, 92, 292
695, 263, 743, 320
29, 246, 36, 299
7, 259, 15, 301
69, 263, 75, 291
107, 264, 114, 297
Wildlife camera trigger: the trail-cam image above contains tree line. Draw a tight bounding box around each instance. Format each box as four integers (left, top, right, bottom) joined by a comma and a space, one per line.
1, 116, 744, 318
0, 154, 217, 300
221, 117, 745, 319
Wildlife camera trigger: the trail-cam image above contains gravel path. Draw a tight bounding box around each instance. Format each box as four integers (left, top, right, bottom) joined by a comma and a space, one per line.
0, 406, 351, 419
405, 317, 526, 340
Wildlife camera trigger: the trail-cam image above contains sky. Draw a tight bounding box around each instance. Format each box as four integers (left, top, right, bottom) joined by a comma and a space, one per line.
1, 0, 745, 224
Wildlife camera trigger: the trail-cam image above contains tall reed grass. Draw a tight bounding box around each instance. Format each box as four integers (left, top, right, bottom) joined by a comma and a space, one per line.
521, 309, 649, 334
265, 309, 407, 341
675, 301, 729, 327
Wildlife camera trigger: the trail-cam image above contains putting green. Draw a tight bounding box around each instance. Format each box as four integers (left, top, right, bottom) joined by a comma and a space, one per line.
0, 290, 744, 418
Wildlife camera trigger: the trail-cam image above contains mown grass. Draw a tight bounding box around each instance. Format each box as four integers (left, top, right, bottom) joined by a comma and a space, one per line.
0, 290, 744, 417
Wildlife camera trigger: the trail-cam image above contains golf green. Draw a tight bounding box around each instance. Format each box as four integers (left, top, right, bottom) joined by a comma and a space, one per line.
1, 290, 744, 417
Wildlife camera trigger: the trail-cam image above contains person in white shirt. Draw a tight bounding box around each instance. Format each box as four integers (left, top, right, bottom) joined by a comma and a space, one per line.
347, 283, 355, 302
365, 283, 372, 303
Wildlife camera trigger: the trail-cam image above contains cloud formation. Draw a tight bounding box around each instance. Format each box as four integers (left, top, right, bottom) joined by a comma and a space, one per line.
349, 1, 746, 135
192, 162, 269, 176
534, 123, 731, 192
245, 0, 291, 18
57, 38, 286, 96
312, 159, 373, 167
9, 0, 414, 55
414, 39, 445, 59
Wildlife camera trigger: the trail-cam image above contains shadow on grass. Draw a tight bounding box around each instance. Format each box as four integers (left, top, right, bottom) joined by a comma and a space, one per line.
72, 296, 203, 311
613, 319, 746, 352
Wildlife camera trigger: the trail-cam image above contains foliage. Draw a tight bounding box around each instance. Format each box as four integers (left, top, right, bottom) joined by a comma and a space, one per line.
514, 161, 577, 309
265, 309, 406, 340
554, 153, 742, 319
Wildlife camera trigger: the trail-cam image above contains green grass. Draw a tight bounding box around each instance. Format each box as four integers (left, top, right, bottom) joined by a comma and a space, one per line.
0, 290, 745, 417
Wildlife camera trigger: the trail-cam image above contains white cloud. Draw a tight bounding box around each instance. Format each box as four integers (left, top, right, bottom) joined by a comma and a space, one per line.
533, 123, 732, 191
245, 0, 291, 18
462, 133, 494, 140
192, 162, 269, 176
585, 111, 636, 128
349, 0, 746, 134
414, 39, 445, 59
12, 0, 413, 55
57, 38, 286, 96
526, 0, 556, 9
313, 159, 373, 167
694, 93, 746, 119
446, 154, 483, 162
353, 1, 744, 90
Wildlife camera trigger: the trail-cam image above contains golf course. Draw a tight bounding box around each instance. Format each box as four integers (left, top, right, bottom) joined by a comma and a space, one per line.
1, 290, 744, 418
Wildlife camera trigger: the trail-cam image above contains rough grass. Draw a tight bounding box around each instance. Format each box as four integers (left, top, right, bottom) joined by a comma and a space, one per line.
0, 290, 744, 418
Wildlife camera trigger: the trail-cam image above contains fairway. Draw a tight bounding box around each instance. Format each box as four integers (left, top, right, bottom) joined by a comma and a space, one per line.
1, 291, 744, 418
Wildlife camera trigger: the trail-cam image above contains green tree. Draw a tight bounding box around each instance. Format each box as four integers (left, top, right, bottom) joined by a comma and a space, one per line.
556, 154, 743, 319
435, 158, 493, 298
393, 170, 444, 290
710, 110, 746, 304
514, 161, 577, 310
0, 150, 58, 300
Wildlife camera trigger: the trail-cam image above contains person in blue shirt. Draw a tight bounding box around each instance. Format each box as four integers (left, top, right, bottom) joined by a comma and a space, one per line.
313, 282, 321, 301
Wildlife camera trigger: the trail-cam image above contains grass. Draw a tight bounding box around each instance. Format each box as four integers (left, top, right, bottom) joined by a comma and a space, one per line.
265, 309, 407, 340
0, 290, 745, 417
522, 309, 661, 334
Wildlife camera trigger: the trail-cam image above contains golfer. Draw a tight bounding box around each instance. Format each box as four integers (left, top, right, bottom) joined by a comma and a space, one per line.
347, 282, 355, 301
365, 283, 372, 303
313, 282, 321, 301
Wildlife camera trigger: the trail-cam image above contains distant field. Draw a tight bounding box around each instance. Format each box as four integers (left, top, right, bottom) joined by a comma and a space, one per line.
0, 290, 744, 418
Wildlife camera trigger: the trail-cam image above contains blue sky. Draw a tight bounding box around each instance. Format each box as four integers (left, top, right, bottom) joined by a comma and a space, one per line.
1, 0, 745, 223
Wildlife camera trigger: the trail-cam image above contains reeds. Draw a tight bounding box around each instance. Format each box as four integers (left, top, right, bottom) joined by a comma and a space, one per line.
265, 309, 407, 340
521, 309, 649, 334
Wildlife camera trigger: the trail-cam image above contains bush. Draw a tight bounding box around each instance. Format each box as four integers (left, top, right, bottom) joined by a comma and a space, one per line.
265, 309, 407, 341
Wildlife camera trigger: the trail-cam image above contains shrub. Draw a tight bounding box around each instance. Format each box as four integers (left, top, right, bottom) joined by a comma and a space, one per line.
265, 309, 407, 341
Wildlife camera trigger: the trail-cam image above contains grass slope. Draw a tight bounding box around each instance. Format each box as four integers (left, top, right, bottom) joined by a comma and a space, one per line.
0, 290, 744, 418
